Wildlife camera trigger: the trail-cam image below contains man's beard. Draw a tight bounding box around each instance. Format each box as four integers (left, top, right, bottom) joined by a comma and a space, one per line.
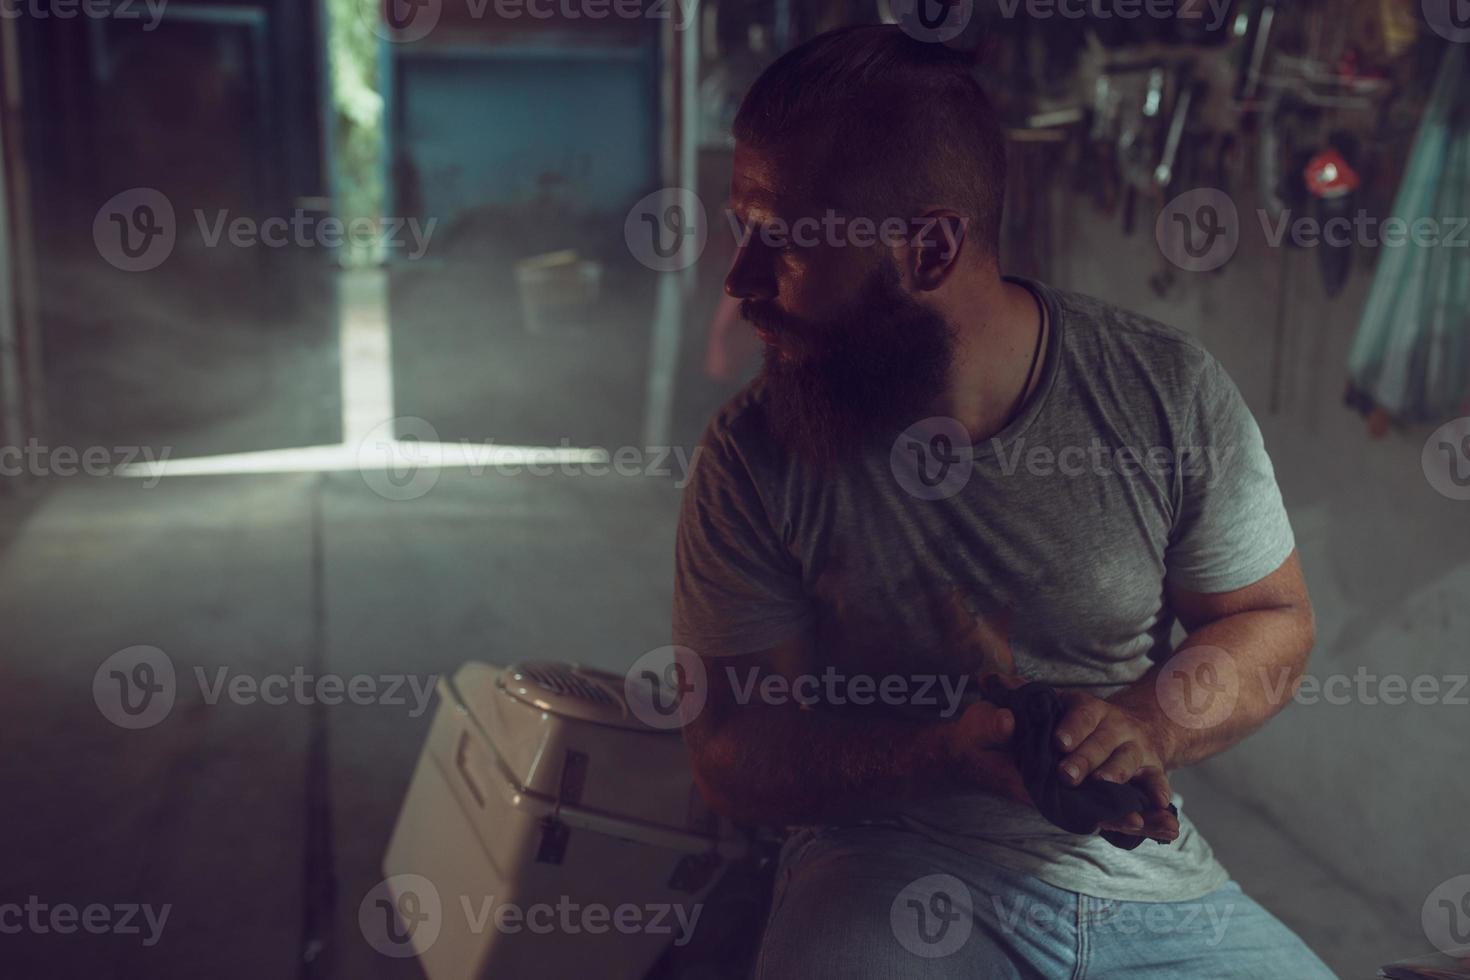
741, 261, 955, 469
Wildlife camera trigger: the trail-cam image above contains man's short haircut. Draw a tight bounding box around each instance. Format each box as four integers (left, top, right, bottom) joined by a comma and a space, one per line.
732, 24, 1008, 263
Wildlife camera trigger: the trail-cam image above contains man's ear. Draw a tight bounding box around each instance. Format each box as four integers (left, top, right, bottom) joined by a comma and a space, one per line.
908, 209, 968, 291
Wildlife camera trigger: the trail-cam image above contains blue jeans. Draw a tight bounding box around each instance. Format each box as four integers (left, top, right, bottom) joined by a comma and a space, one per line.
755, 824, 1337, 979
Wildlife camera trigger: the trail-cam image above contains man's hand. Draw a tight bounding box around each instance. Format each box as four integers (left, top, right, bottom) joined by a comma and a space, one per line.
942, 697, 1032, 806
1053, 690, 1180, 842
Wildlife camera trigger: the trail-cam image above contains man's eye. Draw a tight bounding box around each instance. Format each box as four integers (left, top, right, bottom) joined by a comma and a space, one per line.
761, 227, 794, 252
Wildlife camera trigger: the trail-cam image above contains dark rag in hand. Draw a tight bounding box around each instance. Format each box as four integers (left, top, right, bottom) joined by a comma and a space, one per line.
985, 681, 1177, 852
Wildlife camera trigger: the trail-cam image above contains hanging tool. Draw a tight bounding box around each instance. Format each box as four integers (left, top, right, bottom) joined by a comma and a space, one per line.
1234, 0, 1279, 106
1302, 139, 1363, 298
1154, 71, 1202, 193
1117, 64, 1169, 237
1084, 72, 1124, 216
1149, 70, 1205, 297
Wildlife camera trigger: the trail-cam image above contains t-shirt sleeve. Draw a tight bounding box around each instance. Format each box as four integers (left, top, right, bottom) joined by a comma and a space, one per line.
1165, 353, 1295, 594
672, 417, 811, 657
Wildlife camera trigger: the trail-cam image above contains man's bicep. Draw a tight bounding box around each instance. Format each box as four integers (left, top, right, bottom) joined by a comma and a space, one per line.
1166, 354, 1295, 595
672, 425, 810, 657
1167, 548, 1310, 633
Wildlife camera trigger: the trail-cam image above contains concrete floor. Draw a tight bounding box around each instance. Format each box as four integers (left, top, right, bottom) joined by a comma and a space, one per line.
0, 469, 678, 979
0, 459, 1416, 979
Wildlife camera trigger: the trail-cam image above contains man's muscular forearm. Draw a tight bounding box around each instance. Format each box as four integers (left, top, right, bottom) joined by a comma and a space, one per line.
685, 698, 1025, 827
1054, 553, 1315, 796
1110, 602, 1315, 770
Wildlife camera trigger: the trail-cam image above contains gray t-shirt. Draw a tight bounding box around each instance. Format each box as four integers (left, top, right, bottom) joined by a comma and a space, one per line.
672, 277, 1295, 902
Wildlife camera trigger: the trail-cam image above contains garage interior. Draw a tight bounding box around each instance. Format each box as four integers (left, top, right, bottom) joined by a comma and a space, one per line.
1, 1, 1468, 978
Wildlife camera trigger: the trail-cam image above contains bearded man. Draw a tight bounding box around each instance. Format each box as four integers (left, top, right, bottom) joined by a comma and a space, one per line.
672, 24, 1333, 980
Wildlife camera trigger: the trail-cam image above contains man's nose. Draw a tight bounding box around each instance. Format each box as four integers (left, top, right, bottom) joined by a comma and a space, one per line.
724, 243, 776, 302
